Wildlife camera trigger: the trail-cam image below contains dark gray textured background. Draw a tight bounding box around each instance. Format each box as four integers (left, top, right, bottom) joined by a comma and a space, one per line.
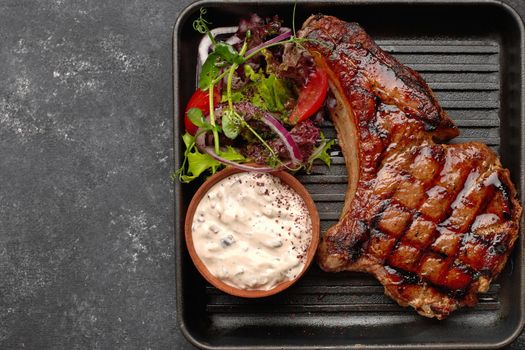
0, 0, 523, 349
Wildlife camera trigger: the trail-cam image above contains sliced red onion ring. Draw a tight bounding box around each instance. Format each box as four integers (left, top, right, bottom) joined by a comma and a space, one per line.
194, 102, 302, 171
245, 29, 292, 56
194, 129, 287, 172
260, 110, 302, 164
231, 102, 302, 165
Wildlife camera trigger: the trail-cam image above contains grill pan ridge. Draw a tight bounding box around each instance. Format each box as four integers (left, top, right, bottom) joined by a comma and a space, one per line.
174, 1, 525, 348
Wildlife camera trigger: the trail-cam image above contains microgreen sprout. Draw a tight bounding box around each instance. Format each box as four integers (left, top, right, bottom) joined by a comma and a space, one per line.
193, 8, 216, 45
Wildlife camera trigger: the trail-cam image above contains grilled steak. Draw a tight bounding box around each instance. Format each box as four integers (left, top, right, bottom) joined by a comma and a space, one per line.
300, 15, 522, 319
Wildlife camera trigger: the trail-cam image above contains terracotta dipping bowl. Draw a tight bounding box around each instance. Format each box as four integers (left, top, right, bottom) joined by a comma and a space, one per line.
184, 166, 320, 298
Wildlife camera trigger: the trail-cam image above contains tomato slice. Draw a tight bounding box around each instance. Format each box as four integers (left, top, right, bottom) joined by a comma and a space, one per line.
184, 87, 220, 135
289, 68, 328, 124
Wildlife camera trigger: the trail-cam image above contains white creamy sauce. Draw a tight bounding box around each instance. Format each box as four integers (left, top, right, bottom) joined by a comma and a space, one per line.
192, 172, 312, 291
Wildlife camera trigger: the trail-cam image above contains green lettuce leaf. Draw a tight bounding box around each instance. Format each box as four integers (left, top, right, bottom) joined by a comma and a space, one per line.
179, 132, 220, 182
220, 146, 245, 162
181, 150, 221, 183
244, 65, 294, 114
177, 132, 246, 183
214, 42, 245, 65
186, 108, 208, 129
221, 110, 242, 139
199, 52, 220, 90
305, 132, 335, 172
182, 132, 194, 148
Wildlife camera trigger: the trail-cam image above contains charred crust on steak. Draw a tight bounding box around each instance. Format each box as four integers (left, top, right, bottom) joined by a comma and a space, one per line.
300, 15, 522, 319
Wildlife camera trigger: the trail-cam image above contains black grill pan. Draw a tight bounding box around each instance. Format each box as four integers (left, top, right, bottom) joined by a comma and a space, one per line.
173, 1, 525, 348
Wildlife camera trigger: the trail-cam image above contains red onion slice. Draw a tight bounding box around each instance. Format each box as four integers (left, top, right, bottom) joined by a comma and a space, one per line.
195, 129, 288, 172
224, 102, 303, 165
259, 111, 303, 165
245, 29, 292, 56
204, 146, 285, 172
194, 101, 302, 171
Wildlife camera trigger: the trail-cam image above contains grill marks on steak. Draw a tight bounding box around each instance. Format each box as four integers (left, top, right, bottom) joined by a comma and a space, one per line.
300, 15, 522, 319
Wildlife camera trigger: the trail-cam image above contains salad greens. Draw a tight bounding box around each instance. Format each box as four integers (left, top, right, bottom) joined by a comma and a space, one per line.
175, 6, 335, 183
243, 66, 295, 114
179, 122, 246, 183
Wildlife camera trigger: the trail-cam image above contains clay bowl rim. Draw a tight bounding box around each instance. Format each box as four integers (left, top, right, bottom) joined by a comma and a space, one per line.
184, 166, 320, 298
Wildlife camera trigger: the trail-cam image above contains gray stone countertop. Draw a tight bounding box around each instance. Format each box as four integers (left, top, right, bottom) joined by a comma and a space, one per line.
0, 0, 523, 349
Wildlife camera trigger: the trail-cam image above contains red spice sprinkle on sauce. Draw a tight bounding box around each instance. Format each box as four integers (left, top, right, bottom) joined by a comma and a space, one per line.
191, 172, 313, 291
